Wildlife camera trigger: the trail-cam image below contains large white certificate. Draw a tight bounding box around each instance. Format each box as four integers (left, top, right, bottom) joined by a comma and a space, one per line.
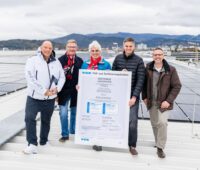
75, 70, 132, 149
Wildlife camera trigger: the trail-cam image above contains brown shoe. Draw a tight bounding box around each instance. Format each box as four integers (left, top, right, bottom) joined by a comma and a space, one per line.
129, 147, 138, 155
157, 148, 166, 158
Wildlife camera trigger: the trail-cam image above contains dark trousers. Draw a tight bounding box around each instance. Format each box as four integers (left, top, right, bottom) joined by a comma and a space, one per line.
128, 100, 139, 148
25, 96, 55, 146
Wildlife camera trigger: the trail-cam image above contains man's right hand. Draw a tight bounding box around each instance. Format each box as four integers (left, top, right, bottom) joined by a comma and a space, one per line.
143, 98, 148, 106
76, 85, 80, 91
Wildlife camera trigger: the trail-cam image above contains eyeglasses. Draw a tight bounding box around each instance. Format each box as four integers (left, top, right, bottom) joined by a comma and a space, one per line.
67, 46, 77, 49
153, 54, 163, 56
124, 45, 133, 48
91, 50, 100, 52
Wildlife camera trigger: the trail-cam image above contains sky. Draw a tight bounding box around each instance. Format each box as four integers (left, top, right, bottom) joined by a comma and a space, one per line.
0, 0, 199, 40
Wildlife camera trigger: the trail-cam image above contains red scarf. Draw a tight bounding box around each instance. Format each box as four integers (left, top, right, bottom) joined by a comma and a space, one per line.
64, 53, 75, 80
88, 56, 102, 70
67, 53, 75, 67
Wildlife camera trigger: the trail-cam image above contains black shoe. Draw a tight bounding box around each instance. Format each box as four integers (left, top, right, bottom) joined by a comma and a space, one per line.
93, 145, 102, 151
157, 148, 166, 158
59, 136, 69, 142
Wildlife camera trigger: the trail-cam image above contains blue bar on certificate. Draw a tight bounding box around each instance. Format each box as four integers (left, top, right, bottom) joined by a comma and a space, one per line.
102, 103, 106, 114
87, 102, 90, 113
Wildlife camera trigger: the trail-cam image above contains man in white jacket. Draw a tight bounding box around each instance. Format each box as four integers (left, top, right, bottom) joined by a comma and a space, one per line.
23, 41, 65, 154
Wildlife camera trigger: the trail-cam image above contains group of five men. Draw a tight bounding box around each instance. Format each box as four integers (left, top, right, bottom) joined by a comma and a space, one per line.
23, 38, 181, 159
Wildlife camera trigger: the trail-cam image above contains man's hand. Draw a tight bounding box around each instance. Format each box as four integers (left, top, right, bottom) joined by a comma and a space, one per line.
76, 85, 80, 91
122, 69, 128, 72
143, 98, 148, 106
129, 96, 136, 107
161, 101, 170, 109
50, 87, 58, 95
55, 97, 59, 103
44, 89, 53, 96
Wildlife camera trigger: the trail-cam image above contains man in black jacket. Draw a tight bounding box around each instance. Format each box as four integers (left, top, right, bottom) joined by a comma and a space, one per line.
58, 39, 83, 142
112, 37, 145, 155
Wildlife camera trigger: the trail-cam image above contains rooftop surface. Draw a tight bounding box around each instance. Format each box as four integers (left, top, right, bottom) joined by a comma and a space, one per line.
0, 54, 200, 170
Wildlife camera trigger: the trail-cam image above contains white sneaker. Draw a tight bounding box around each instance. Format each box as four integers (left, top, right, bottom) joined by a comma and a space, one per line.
23, 144, 38, 154
45, 141, 51, 146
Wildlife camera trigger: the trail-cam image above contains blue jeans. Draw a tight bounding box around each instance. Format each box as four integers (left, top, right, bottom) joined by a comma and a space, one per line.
59, 96, 77, 137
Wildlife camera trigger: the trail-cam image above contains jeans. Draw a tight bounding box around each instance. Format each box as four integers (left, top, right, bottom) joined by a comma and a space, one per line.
59, 96, 77, 137
25, 96, 55, 146
128, 100, 139, 148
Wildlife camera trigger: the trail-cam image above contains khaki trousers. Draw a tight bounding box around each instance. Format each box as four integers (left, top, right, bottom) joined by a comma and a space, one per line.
149, 105, 169, 149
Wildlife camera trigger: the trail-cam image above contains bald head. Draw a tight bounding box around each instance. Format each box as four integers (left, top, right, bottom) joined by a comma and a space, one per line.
41, 40, 53, 60
41, 40, 52, 47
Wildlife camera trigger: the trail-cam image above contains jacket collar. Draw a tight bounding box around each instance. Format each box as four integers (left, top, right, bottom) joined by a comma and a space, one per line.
47, 52, 56, 63
123, 51, 134, 59
64, 54, 78, 64
86, 58, 105, 64
38, 50, 56, 63
147, 59, 170, 73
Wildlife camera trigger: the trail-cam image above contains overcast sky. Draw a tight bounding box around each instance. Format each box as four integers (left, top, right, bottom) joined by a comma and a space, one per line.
0, 0, 199, 40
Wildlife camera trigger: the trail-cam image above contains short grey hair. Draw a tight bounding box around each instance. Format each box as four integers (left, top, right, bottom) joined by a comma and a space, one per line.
88, 40, 102, 52
66, 39, 77, 45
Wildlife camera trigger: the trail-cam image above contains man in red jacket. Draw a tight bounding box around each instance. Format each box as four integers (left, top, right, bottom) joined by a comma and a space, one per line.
142, 48, 181, 158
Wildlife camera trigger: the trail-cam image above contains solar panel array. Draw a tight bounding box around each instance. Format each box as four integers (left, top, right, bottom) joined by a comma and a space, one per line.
0, 53, 199, 122
0, 63, 26, 96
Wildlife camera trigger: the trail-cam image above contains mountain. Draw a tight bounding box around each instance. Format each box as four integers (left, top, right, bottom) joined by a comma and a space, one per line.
0, 39, 43, 50
87, 32, 195, 41
53, 34, 92, 48
53, 33, 124, 49
0, 33, 200, 50
0, 39, 64, 50
53, 32, 200, 48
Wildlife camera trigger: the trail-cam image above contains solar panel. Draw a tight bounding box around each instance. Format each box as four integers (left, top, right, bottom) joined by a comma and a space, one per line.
0, 92, 6, 96
176, 94, 200, 105
0, 83, 26, 93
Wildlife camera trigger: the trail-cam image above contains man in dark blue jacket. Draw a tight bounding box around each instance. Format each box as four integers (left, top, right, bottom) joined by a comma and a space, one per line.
112, 37, 145, 155
58, 39, 83, 142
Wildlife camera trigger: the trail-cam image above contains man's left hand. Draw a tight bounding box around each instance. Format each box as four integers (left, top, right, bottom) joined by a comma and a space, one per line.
50, 87, 58, 95
161, 101, 170, 109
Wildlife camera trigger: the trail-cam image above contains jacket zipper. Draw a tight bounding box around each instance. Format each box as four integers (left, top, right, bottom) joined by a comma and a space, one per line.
157, 72, 166, 103
32, 70, 38, 97
47, 62, 51, 99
